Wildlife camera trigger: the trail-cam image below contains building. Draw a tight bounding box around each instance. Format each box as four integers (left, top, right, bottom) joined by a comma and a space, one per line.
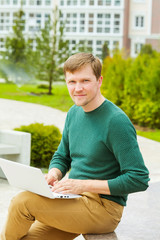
0, 0, 160, 58
129, 0, 160, 57
58, 0, 129, 58
0, 0, 55, 52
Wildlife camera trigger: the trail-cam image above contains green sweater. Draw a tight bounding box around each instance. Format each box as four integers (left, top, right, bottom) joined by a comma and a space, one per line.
49, 99, 149, 206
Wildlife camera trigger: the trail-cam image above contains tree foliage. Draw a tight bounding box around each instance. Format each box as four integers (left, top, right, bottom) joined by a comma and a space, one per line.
102, 46, 160, 128
102, 41, 110, 61
5, 9, 25, 63
32, 7, 70, 95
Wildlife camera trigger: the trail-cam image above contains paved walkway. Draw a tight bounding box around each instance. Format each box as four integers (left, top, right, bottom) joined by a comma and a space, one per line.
0, 98, 160, 239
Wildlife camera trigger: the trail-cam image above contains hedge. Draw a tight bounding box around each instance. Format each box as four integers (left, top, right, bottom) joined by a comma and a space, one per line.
102, 48, 160, 128
15, 123, 62, 168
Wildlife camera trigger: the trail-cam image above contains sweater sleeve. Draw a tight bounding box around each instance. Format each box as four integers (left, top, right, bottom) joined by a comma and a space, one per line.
107, 113, 150, 196
49, 113, 71, 177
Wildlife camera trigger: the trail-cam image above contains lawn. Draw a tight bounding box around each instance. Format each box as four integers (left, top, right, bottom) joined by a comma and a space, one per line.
136, 130, 160, 142
0, 83, 73, 112
1, 83, 160, 142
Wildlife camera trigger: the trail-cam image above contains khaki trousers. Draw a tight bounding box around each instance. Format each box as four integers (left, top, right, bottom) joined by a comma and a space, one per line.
0, 191, 124, 240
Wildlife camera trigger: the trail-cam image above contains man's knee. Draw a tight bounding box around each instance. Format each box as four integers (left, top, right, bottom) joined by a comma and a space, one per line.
9, 191, 36, 220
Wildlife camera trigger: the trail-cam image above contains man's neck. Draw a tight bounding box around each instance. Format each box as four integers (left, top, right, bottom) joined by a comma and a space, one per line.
82, 95, 105, 112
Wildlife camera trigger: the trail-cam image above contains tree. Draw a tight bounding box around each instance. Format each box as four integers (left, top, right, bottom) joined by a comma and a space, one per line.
140, 44, 156, 56
102, 49, 131, 106
32, 7, 71, 95
5, 8, 26, 64
102, 41, 109, 61
2, 6, 33, 84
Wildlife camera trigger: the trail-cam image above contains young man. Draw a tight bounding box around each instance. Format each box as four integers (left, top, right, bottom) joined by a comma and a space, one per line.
1, 53, 149, 240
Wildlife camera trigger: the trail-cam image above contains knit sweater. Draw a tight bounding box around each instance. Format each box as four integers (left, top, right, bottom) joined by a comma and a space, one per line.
49, 99, 149, 206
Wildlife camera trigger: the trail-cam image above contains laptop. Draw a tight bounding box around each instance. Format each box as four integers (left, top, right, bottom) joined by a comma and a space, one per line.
0, 158, 81, 199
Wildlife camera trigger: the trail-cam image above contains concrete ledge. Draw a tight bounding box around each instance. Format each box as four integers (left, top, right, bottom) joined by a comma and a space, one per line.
0, 130, 31, 178
83, 232, 117, 240
83, 182, 160, 240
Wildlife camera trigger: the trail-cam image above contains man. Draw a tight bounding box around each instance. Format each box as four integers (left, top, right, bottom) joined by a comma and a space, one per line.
1, 53, 149, 240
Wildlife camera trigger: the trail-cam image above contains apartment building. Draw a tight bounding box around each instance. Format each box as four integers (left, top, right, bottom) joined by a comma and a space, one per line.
58, 0, 130, 58
0, 0, 55, 51
0, 0, 159, 58
129, 0, 160, 57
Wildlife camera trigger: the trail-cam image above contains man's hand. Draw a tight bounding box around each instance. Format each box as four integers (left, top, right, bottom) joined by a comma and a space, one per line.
52, 179, 111, 195
52, 179, 84, 194
45, 168, 62, 186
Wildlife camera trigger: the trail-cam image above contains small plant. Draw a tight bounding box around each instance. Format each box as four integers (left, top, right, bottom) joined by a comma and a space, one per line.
15, 123, 62, 168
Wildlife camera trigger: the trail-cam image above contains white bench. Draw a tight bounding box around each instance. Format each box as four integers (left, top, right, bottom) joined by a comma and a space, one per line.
0, 130, 31, 178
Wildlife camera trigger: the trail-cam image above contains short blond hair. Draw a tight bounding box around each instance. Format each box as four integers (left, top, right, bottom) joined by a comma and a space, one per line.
63, 52, 102, 80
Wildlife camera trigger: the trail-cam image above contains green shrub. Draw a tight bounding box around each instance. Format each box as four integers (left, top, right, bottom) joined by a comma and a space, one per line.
15, 123, 62, 168
37, 84, 48, 89
102, 50, 131, 107
133, 100, 160, 128
102, 48, 160, 129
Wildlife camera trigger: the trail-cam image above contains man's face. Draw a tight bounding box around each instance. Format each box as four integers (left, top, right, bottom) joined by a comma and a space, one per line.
65, 64, 103, 112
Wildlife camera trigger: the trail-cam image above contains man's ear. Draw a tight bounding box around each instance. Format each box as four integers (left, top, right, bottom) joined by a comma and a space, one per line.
98, 76, 103, 87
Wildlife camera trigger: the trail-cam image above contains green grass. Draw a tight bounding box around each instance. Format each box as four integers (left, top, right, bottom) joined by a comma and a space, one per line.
0, 83, 73, 112
136, 130, 160, 142
1, 83, 160, 142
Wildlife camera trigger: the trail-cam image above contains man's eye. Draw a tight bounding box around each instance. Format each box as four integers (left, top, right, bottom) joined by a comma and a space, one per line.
84, 80, 89, 82
69, 81, 75, 84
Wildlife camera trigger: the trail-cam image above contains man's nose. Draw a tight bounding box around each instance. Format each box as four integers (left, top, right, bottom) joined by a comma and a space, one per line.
75, 82, 83, 91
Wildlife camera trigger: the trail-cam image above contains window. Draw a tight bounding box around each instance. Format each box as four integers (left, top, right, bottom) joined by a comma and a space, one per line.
89, 13, 94, 18
88, 40, 92, 45
45, 0, 51, 5
80, 0, 85, 5
97, 20, 102, 25
89, 0, 94, 5
37, 0, 42, 5
105, 14, 111, 18
29, 13, 34, 17
134, 43, 143, 54
106, 0, 111, 5
67, 0, 71, 5
105, 27, 110, 33
80, 20, 85, 24
114, 0, 121, 5
45, 14, 50, 18
97, 27, 102, 33
29, 0, 34, 5
88, 27, 93, 32
113, 41, 119, 48
80, 13, 85, 18
98, 0, 103, 5
135, 16, 144, 28
0, 0, 10, 3
114, 27, 119, 33
98, 0, 111, 5
97, 14, 103, 18
80, 27, 85, 32
60, 0, 64, 5
22, 0, 26, 4
72, 27, 77, 32
89, 20, 93, 24
97, 40, 102, 45
13, 0, 18, 4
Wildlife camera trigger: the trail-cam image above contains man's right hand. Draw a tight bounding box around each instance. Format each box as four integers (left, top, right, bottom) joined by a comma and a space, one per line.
45, 168, 62, 186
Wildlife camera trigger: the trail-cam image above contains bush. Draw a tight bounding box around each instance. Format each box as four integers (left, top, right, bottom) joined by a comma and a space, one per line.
15, 123, 62, 168
102, 47, 160, 129
102, 49, 131, 107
